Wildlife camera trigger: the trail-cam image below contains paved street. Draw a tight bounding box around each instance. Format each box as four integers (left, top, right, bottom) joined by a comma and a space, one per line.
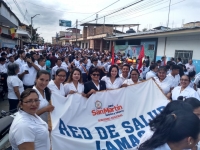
0, 97, 9, 112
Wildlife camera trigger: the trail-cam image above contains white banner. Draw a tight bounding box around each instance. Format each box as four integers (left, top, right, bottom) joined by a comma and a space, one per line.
50, 79, 169, 150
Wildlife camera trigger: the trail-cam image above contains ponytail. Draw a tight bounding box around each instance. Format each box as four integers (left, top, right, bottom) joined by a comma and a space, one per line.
139, 110, 200, 150
44, 87, 51, 102
139, 114, 176, 150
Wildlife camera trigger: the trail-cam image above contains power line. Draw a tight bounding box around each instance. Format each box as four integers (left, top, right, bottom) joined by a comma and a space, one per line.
22, 0, 116, 14
105, 0, 170, 22
113, 0, 185, 23
79, 0, 120, 22
12, 0, 30, 24
81, 0, 144, 24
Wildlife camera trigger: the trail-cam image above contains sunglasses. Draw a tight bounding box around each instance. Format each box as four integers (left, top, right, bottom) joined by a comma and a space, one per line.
92, 74, 100, 76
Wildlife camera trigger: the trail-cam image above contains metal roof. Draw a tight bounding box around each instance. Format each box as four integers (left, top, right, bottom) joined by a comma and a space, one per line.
80, 23, 140, 27
104, 26, 200, 40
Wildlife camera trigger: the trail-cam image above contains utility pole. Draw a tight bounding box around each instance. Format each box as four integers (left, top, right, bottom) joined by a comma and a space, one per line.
31, 14, 40, 44
76, 19, 78, 45
103, 16, 105, 33
167, 0, 171, 28
96, 14, 98, 24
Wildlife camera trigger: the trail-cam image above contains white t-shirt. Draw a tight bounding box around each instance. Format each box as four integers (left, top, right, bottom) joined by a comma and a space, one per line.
15, 58, 26, 68
73, 59, 80, 67
37, 64, 46, 70
185, 63, 196, 72
9, 110, 50, 150
51, 65, 67, 76
33, 86, 49, 122
119, 74, 129, 82
154, 76, 174, 94
146, 71, 156, 80
0, 64, 7, 73
172, 85, 200, 100
7, 75, 24, 99
167, 73, 180, 88
48, 80, 65, 96
64, 82, 84, 96
20, 64, 37, 86
101, 76, 123, 89
123, 79, 141, 85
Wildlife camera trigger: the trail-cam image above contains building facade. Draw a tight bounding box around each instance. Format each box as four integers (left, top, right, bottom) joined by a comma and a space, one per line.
104, 26, 200, 73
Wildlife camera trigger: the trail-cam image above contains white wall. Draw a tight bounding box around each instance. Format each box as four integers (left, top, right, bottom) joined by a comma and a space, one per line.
157, 34, 200, 59
1, 4, 19, 26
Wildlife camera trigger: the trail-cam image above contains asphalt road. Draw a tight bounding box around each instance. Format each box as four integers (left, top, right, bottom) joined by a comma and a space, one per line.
0, 97, 9, 112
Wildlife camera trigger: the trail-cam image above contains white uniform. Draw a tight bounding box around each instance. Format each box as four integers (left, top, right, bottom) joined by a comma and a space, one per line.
9, 110, 50, 150
185, 63, 196, 72
101, 76, 123, 89
33, 86, 49, 122
37, 64, 46, 70
48, 80, 65, 96
167, 73, 180, 87
20, 64, 38, 86
119, 74, 129, 82
154, 76, 174, 94
123, 79, 141, 85
15, 58, 26, 69
7, 75, 24, 99
0, 64, 7, 73
171, 85, 200, 100
51, 65, 67, 77
64, 82, 84, 95
146, 70, 156, 80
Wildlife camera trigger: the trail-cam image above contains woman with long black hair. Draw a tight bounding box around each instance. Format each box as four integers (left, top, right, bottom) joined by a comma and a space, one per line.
139, 101, 193, 146
101, 65, 123, 90
33, 70, 54, 122
139, 110, 200, 150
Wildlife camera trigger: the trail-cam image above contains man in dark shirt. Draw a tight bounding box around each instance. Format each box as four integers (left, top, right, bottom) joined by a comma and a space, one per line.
50, 52, 57, 68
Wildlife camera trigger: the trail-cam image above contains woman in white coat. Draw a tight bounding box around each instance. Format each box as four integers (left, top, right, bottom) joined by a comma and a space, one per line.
9, 89, 50, 150
154, 67, 174, 99
101, 65, 123, 90
33, 70, 54, 123
48, 68, 66, 96
64, 68, 85, 96
171, 75, 200, 100
122, 69, 141, 86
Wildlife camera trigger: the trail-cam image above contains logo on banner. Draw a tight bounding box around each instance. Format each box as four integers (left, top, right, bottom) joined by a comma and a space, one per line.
92, 101, 124, 122
95, 100, 102, 109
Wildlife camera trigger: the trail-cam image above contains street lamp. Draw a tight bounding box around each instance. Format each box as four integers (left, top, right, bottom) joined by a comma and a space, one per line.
31, 14, 40, 44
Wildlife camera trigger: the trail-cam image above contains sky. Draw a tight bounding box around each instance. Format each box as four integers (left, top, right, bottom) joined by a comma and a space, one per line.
4, 0, 200, 43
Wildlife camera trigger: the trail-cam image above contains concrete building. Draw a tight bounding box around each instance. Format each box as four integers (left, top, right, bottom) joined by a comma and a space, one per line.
104, 25, 200, 73
52, 28, 81, 45
70, 23, 139, 51
183, 21, 200, 28
0, 1, 30, 48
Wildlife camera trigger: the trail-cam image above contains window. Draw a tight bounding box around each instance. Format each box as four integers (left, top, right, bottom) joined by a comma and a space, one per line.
116, 40, 126, 45
148, 44, 155, 50
174, 50, 193, 64
85, 43, 88, 48
82, 43, 84, 48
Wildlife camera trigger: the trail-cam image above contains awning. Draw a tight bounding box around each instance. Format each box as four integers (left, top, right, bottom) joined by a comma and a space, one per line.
16, 29, 31, 38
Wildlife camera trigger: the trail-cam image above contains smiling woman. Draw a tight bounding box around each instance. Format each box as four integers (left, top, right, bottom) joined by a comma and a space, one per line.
9, 88, 50, 150
33, 70, 54, 122
171, 75, 200, 100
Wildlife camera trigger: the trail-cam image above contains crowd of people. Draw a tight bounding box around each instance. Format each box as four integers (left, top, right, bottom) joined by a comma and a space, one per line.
0, 44, 200, 150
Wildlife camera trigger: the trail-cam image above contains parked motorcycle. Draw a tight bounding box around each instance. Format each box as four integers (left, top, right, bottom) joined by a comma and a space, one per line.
0, 109, 17, 150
